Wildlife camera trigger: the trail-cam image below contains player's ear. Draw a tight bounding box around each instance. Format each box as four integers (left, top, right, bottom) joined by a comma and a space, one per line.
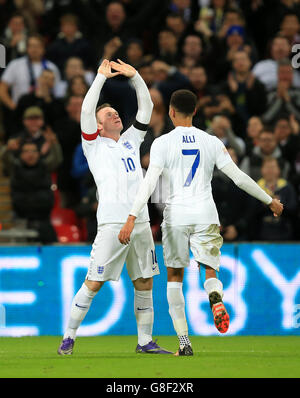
169, 105, 175, 119
97, 121, 103, 133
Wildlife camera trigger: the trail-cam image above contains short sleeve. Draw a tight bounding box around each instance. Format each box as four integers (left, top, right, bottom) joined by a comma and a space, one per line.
149, 137, 166, 169
214, 137, 233, 170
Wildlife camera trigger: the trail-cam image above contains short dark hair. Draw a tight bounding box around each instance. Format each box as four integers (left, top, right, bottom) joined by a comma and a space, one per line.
170, 89, 197, 116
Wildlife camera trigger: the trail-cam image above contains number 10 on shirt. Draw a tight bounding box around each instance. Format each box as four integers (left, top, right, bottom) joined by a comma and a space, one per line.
182, 149, 200, 187
122, 157, 136, 172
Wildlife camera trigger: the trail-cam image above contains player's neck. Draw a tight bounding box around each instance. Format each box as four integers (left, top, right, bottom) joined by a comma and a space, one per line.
100, 131, 121, 142
172, 118, 193, 128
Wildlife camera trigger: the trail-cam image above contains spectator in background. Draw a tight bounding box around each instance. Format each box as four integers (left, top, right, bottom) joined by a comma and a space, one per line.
46, 14, 94, 74
93, 0, 164, 61
66, 75, 89, 98
212, 24, 257, 82
151, 59, 192, 109
249, 157, 298, 241
168, 0, 194, 23
165, 12, 188, 42
13, 0, 44, 33
74, 184, 98, 243
100, 36, 123, 64
140, 91, 172, 169
71, 142, 90, 198
53, 95, 83, 207
1, 12, 27, 66
10, 140, 57, 243
54, 57, 95, 98
273, 115, 300, 174
2, 106, 63, 175
278, 12, 300, 46
197, 0, 229, 37
0, 34, 61, 138
240, 128, 290, 181
212, 146, 253, 241
0, 34, 61, 107
207, 114, 245, 158
156, 28, 179, 65
252, 35, 300, 91
245, 115, 264, 155
179, 34, 207, 68
188, 65, 219, 129
263, 58, 300, 125
15, 69, 66, 131
137, 62, 154, 88
215, 6, 246, 39
222, 50, 267, 136
199, 91, 236, 127
0, 0, 17, 35
125, 38, 151, 67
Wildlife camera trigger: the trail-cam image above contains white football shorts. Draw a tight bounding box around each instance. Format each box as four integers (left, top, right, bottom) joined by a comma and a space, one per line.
161, 223, 223, 271
86, 222, 160, 282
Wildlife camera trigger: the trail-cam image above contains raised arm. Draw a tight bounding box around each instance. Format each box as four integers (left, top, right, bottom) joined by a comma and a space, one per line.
110, 59, 153, 126
220, 161, 284, 217
81, 59, 120, 138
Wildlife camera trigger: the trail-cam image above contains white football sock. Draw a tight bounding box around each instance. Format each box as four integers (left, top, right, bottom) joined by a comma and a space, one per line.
204, 278, 224, 298
64, 283, 97, 340
167, 282, 190, 347
134, 289, 154, 347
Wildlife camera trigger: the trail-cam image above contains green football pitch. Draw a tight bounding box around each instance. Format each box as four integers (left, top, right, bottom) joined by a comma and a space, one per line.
0, 336, 299, 378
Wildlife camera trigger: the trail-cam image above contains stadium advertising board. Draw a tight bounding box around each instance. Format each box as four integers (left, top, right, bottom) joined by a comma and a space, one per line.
0, 244, 300, 336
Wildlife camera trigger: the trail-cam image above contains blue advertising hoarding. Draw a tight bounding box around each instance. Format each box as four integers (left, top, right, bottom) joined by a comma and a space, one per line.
0, 243, 300, 336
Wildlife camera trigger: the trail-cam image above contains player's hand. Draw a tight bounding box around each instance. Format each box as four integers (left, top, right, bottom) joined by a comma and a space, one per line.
118, 216, 136, 245
269, 198, 283, 217
98, 59, 121, 78
110, 59, 136, 78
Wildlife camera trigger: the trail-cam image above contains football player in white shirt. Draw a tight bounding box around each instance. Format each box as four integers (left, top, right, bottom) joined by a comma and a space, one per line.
119, 89, 284, 356
58, 59, 172, 356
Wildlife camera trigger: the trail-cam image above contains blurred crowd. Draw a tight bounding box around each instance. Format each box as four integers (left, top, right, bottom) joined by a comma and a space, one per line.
0, 0, 300, 243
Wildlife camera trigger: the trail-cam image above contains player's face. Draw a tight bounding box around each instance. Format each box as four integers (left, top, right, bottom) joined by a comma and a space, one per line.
97, 107, 123, 135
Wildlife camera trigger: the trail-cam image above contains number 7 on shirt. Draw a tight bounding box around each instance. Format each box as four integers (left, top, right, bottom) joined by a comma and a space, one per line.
182, 149, 200, 187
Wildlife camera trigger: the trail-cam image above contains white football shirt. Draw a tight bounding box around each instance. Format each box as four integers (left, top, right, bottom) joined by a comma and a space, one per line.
149, 126, 232, 226
82, 125, 149, 225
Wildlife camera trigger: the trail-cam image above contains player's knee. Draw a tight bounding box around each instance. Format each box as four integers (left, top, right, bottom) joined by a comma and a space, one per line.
133, 277, 153, 291
84, 280, 104, 292
167, 267, 184, 282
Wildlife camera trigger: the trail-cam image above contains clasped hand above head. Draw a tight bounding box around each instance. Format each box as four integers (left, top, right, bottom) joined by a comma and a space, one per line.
98, 59, 136, 79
